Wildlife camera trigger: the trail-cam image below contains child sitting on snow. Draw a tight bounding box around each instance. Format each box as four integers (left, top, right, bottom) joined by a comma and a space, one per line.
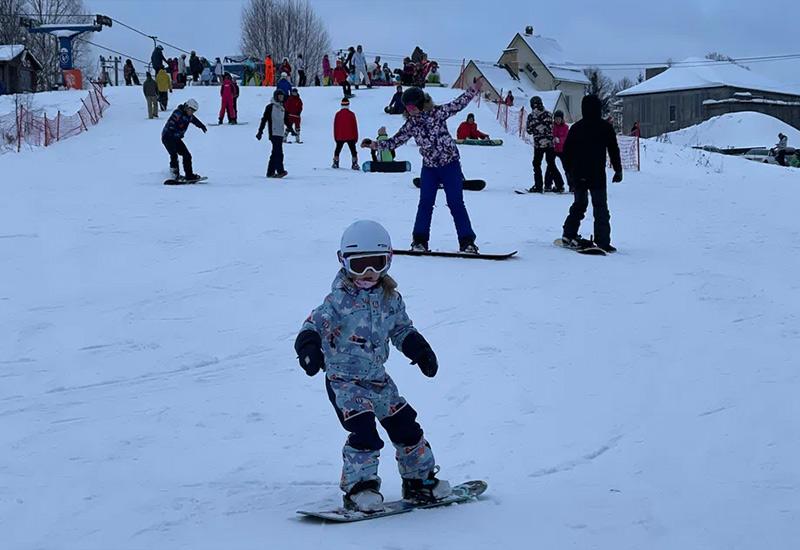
365, 126, 396, 162
456, 113, 489, 141
294, 220, 451, 513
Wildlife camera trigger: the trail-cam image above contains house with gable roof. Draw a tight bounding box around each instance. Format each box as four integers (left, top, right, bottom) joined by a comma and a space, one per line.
454, 26, 589, 122
617, 58, 800, 137
0, 45, 42, 94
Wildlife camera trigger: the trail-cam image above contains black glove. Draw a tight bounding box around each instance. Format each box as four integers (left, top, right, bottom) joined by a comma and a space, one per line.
256, 131, 263, 141
612, 171, 623, 183
402, 331, 438, 378
294, 330, 324, 377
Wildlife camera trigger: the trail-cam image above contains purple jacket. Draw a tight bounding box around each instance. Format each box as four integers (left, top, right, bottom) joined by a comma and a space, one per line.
378, 87, 477, 168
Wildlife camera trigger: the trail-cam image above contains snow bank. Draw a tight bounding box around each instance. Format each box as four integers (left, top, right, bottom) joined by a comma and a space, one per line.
660, 111, 800, 149
0, 88, 93, 117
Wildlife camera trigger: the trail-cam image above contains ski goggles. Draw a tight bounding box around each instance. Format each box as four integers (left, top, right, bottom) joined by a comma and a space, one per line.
342, 252, 391, 276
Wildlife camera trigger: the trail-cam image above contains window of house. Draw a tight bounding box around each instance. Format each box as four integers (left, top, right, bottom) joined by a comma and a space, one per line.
669, 105, 677, 123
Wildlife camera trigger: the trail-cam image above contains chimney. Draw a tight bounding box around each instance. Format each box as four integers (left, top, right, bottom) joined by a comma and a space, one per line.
524, 26, 534, 36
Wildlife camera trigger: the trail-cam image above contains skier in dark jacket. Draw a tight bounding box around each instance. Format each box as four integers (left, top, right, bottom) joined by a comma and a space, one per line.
384, 85, 405, 114
161, 98, 207, 181
143, 72, 159, 119
151, 45, 167, 73
560, 94, 622, 253
256, 89, 288, 178
189, 51, 202, 83
525, 96, 565, 193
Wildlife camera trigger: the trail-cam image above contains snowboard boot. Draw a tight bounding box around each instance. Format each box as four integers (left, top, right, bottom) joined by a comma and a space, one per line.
562, 235, 595, 250
402, 467, 452, 503
597, 243, 617, 253
410, 239, 429, 252
170, 166, 180, 180
218, 118, 223, 125
527, 186, 543, 193
343, 480, 384, 513
459, 238, 479, 254
283, 134, 289, 143
275, 170, 288, 178
184, 173, 202, 182
351, 158, 360, 171
332, 157, 340, 169
295, 131, 302, 143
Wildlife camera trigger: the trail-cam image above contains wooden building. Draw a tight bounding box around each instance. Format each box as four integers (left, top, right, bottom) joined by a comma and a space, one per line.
0, 45, 42, 94
618, 58, 800, 138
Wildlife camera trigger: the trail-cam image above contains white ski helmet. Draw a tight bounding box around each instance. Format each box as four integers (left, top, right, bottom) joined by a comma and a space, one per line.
339, 220, 392, 257
185, 98, 199, 112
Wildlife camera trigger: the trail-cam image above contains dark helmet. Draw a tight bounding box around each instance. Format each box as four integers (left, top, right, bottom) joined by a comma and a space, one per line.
530, 96, 543, 109
466, 113, 475, 121
290, 87, 299, 94
273, 89, 286, 102
554, 109, 564, 119
401, 87, 426, 110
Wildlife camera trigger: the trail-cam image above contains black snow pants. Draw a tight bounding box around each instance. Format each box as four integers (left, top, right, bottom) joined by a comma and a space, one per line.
562, 176, 611, 246
162, 137, 193, 176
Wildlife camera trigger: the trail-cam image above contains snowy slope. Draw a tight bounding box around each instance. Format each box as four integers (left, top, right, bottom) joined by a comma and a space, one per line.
0, 89, 93, 117
662, 111, 800, 149
1, 84, 799, 550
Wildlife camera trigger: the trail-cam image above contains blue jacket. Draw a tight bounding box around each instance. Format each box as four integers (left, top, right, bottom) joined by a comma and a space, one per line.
276, 77, 292, 96
301, 270, 417, 380
161, 105, 206, 140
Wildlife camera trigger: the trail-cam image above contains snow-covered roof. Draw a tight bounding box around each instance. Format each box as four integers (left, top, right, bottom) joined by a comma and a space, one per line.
467, 61, 564, 112
517, 34, 589, 85
0, 44, 25, 62
618, 58, 800, 97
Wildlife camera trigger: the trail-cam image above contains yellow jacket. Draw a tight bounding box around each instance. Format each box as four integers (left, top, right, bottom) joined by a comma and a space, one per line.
156, 69, 172, 93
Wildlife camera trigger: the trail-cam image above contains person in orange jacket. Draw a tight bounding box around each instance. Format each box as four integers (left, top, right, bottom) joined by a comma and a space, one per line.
264, 55, 275, 86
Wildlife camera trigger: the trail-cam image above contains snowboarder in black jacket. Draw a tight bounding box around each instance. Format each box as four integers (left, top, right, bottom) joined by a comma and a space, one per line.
561, 94, 622, 253
151, 45, 167, 73
384, 85, 405, 114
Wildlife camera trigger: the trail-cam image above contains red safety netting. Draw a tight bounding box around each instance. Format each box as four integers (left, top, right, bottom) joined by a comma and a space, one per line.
0, 83, 110, 153
482, 97, 640, 171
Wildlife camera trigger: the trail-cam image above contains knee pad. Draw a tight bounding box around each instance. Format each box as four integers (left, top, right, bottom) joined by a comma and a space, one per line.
381, 404, 424, 447
344, 412, 384, 451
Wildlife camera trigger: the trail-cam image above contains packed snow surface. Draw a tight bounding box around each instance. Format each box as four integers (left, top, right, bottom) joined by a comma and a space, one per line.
1, 84, 798, 550
661, 111, 800, 149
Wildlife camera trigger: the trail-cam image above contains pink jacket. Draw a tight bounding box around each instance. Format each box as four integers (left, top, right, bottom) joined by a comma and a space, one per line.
553, 122, 569, 153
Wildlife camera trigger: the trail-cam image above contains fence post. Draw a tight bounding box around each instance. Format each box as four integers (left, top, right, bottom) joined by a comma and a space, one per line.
44, 112, 49, 146
504, 105, 509, 130
519, 108, 525, 139
88, 91, 99, 121
637, 134, 641, 171
16, 96, 21, 153
77, 109, 89, 132
57, 111, 61, 141
80, 98, 96, 125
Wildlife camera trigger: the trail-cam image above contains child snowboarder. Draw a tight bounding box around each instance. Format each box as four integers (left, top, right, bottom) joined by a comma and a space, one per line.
161, 98, 207, 181
256, 89, 288, 178
284, 87, 303, 143
156, 68, 172, 111
365, 126, 396, 162
218, 73, 238, 124
370, 79, 483, 253
333, 60, 351, 98
560, 94, 622, 253
526, 96, 564, 193
552, 110, 570, 192
333, 97, 359, 170
384, 85, 404, 114
294, 219, 451, 513
456, 113, 489, 140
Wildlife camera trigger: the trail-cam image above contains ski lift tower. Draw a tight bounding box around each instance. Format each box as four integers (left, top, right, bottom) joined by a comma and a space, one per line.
20, 14, 112, 88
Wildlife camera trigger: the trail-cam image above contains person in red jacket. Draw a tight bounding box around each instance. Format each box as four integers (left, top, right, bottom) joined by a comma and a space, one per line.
333, 59, 352, 98
456, 113, 489, 140
280, 57, 292, 78
552, 109, 570, 191
284, 87, 303, 143
218, 73, 238, 124
333, 97, 359, 170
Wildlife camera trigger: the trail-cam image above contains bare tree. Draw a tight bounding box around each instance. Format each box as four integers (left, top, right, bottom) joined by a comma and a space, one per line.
706, 51, 749, 70
240, 0, 330, 82
0, 0, 27, 45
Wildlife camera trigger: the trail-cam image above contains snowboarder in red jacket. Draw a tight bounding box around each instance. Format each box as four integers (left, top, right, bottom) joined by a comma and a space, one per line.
284, 88, 303, 143
333, 60, 352, 98
456, 113, 488, 140
218, 73, 238, 124
333, 97, 359, 170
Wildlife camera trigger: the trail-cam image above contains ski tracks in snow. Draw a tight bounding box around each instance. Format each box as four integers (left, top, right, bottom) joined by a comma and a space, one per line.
529, 434, 624, 478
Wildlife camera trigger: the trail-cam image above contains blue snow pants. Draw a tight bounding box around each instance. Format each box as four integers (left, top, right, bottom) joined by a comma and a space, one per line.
413, 159, 476, 245
325, 375, 435, 494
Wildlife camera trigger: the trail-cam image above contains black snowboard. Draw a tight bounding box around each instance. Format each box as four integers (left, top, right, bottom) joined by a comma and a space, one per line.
394, 249, 516, 260
208, 122, 249, 126
297, 480, 487, 523
553, 238, 606, 255
362, 161, 411, 173
515, 188, 567, 195
413, 178, 486, 191
163, 176, 208, 185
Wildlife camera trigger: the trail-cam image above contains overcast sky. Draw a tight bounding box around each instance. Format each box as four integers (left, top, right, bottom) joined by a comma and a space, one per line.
88, 0, 799, 85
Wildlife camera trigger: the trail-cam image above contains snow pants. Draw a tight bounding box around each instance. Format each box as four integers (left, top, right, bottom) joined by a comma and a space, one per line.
162, 137, 193, 176
267, 136, 285, 176
533, 147, 564, 191
158, 91, 169, 111
334, 140, 357, 160
146, 96, 158, 119
414, 160, 476, 246
325, 374, 435, 494
219, 96, 237, 122
356, 65, 371, 87
562, 177, 611, 246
